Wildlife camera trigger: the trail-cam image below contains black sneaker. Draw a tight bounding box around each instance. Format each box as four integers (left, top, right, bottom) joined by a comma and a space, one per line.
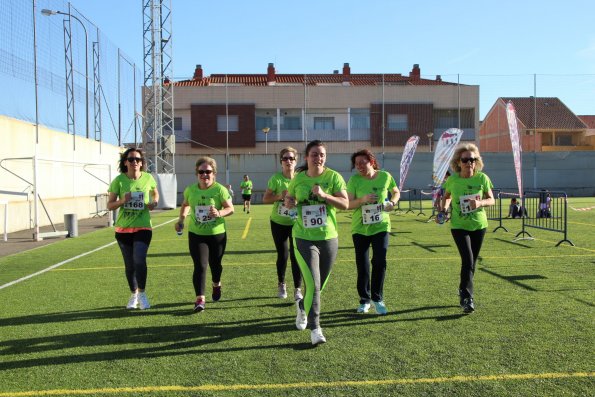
462, 298, 475, 314
212, 285, 222, 302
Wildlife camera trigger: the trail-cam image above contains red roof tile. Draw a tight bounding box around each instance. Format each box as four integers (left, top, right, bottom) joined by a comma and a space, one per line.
578, 115, 595, 129
501, 97, 587, 130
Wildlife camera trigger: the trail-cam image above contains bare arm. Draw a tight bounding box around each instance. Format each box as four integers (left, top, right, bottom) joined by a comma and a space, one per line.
107, 191, 131, 211
263, 188, 285, 204
175, 199, 191, 232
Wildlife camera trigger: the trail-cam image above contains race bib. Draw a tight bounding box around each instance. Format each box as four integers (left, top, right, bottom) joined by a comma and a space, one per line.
277, 203, 297, 219
459, 193, 481, 214
361, 203, 383, 225
301, 204, 327, 228
195, 205, 213, 223
123, 191, 145, 210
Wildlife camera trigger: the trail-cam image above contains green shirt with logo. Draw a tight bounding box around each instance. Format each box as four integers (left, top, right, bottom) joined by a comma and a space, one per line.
288, 168, 346, 241
108, 172, 157, 228
267, 172, 295, 226
347, 170, 397, 236
184, 182, 231, 236
443, 171, 493, 231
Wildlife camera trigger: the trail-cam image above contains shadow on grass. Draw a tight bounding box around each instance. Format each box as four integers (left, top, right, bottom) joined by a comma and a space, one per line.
0, 304, 466, 370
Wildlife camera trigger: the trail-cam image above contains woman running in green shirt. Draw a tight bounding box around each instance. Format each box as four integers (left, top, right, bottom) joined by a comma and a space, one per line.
347, 149, 399, 315
107, 148, 159, 310
284, 140, 348, 345
175, 157, 234, 312
263, 147, 303, 301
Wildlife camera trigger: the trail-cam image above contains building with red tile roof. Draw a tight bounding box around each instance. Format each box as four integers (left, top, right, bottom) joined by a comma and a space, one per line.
479, 97, 594, 152
166, 63, 479, 154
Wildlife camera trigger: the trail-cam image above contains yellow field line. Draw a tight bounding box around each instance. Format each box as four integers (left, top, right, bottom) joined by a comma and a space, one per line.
241, 217, 252, 240
1, 371, 592, 396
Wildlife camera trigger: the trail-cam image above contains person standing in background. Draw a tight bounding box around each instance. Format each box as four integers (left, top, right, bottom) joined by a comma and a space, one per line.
240, 175, 253, 214
107, 148, 159, 310
263, 147, 303, 301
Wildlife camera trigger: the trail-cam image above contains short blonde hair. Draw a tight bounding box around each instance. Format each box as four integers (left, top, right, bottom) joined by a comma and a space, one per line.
195, 156, 217, 175
450, 143, 484, 173
279, 146, 298, 162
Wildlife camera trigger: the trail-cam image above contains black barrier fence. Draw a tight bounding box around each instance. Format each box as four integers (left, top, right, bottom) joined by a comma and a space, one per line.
485, 189, 508, 232
401, 189, 426, 216
516, 190, 574, 246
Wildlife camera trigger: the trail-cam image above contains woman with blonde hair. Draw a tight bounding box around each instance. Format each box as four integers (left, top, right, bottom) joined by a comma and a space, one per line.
437, 143, 494, 313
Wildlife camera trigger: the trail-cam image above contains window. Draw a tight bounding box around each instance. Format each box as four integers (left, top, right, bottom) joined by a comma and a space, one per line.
387, 114, 407, 131
282, 116, 301, 130
351, 109, 370, 129
256, 116, 274, 131
314, 117, 335, 130
174, 117, 182, 131
217, 115, 239, 132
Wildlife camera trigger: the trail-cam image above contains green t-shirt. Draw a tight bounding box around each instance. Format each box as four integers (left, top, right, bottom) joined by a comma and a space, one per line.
183, 182, 231, 236
347, 170, 397, 236
267, 172, 296, 226
288, 168, 346, 241
443, 171, 494, 231
240, 180, 253, 195
108, 172, 157, 228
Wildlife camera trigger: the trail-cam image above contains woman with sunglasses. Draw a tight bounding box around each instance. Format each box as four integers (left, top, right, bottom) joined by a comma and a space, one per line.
284, 140, 349, 345
347, 149, 400, 315
263, 147, 303, 301
175, 157, 234, 312
437, 143, 494, 314
108, 148, 159, 310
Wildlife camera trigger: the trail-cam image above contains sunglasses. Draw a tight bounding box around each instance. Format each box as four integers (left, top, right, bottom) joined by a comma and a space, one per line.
282, 157, 296, 162
127, 157, 142, 163
198, 170, 213, 175
460, 157, 477, 164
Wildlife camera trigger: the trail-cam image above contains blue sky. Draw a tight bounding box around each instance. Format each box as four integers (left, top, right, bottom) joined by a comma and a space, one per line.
69, 0, 595, 116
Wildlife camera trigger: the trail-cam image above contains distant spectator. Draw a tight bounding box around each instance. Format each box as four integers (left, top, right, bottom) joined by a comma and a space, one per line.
537, 191, 551, 218
507, 197, 527, 218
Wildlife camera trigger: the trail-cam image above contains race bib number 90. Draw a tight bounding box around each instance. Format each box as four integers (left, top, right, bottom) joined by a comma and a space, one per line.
195, 205, 213, 223
302, 204, 327, 228
123, 191, 145, 210
361, 203, 383, 225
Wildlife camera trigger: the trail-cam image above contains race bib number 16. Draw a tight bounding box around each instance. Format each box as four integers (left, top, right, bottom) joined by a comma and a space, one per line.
361, 203, 383, 225
302, 204, 327, 228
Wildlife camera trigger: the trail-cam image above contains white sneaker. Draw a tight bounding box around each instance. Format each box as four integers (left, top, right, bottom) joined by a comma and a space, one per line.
278, 282, 288, 299
357, 302, 371, 313
294, 288, 303, 301
126, 292, 139, 309
295, 300, 307, 330
310, 327, 326, 345
138, 292, 150, 310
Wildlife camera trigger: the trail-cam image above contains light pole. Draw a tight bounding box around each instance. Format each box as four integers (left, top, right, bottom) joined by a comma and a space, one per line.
41, 9, 89, 139
262, 127, 270, 154
427, 131, 433, 152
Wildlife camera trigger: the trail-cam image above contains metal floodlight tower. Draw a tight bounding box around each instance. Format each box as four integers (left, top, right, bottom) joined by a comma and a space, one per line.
142, 0, 174, 174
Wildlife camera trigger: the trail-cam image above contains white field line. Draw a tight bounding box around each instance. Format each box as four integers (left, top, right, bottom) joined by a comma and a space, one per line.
0, 218, 177, 291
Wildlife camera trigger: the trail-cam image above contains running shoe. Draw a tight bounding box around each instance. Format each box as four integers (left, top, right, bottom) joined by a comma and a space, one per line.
138, 292, 150, 310
194, 297, 205, 312
295, 299, 307, 330
278, 282, 287, 299
357, 302, 371, 313
294, 288, 303, 301
373, 301, 388, 315
462, 298, 475, 314
310, 327, 326, 345
126, 292, 139, 309
212, 285, 222, 302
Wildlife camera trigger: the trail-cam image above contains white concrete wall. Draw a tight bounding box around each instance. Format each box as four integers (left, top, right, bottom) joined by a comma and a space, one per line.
0, 115, 122, 233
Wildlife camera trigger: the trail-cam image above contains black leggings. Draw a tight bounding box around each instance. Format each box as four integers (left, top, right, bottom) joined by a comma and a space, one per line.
115, 230, 152, 292
352, 232, 389, 303
188, 232, 227, 296
270, 220, 301, 288
450, 228, 486, 300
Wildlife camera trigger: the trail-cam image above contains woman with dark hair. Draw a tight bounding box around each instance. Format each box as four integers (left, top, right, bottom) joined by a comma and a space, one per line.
284, 140, 348, 345
347, 149, 399, 315
175, 156, 234, 312
437, 143, 495, 313
107, 148, 159, 310
263, 146, 303, 301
